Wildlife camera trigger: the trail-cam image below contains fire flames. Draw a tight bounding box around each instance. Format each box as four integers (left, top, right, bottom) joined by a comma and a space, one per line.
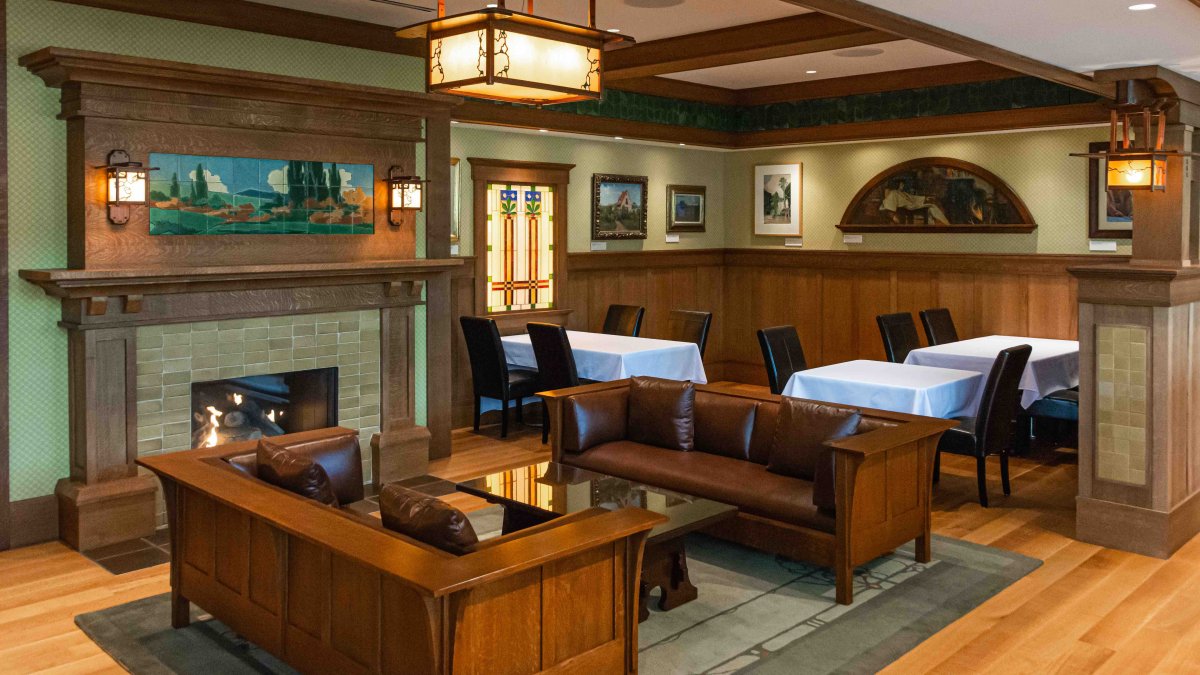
203, 405, 224, 448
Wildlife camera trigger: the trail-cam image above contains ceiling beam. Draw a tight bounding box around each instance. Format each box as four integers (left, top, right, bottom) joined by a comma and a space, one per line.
781, 0, 1110, 97
52, 0, 424, 56
604, 13, 902, 81
610, 77, 740, 106
734, 60, 1018, 106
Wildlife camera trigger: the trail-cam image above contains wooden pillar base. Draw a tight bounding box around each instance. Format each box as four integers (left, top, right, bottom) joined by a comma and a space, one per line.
1077, 492, 1200, 559
55, 474, 158, 551
371, 426, 431, 487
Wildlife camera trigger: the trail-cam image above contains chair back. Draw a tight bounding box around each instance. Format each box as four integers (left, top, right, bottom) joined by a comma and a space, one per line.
757, 326, 808, 395
919, 308, 959, 346
459, 316, 510, 399
876, 312, 921, 363
976, 345, 1033, 456
668, 310, 712, 357
602, 305, 645, 337
527, 322, 580, 390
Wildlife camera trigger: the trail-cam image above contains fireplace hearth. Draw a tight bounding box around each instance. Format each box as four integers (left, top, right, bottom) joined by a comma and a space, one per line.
191, 368, 339, 448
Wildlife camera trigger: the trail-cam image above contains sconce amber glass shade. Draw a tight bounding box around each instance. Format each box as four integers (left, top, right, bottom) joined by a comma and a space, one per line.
1107, 154, 1166, 191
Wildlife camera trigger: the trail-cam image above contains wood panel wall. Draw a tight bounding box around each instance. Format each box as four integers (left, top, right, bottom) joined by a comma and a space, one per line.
449, 248, 1122, 428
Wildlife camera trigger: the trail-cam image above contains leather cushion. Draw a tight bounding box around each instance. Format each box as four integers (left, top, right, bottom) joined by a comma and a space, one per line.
694, 391, 757, 460
767, 399, 861, 481
378, 483, 479, 555
938, 417, 980, 457
627, 377, 695, 451
748, 401, 780, 465
261, 431, 363, 505
256, 439, 340, 507
1030, 389, 1079, 421
566, 441, 835, 533
562, 387, 629, 454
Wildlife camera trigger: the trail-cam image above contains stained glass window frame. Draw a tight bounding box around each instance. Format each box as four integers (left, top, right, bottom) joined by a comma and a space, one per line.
485, 182, 556, 313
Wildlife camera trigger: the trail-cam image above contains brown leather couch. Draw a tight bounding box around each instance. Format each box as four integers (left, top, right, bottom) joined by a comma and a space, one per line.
139, 428, 664, 674
543, 378, 956, 604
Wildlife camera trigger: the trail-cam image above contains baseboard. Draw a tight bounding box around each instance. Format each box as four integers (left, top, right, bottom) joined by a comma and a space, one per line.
9, 494, 58, 549
1076, 489, 1200, 558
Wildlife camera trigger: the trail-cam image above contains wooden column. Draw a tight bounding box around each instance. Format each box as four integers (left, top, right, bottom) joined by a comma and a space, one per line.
1074, 67, 1200, 558
425, 113, 453, 459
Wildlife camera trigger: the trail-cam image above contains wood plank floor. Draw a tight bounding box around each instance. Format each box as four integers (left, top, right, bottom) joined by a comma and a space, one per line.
3, 420, 1200, 673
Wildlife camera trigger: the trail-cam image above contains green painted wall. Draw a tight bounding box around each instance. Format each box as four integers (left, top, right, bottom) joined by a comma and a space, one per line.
6, 0, 425, 501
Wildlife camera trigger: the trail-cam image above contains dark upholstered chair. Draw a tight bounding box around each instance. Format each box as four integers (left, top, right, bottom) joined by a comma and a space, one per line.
667, 310, 713, 357
876, 312, 922, 363
757, 326, 808, 395
919, 308, 959, 346
936, 345, 1032, 507
528, 322, 582, 443
602, 304, 645, 337
460, 316, 540, 438
1024, 388, 1079, 450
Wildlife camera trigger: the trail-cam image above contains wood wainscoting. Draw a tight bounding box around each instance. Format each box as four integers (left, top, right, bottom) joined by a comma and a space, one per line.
449, 248, 1124, 428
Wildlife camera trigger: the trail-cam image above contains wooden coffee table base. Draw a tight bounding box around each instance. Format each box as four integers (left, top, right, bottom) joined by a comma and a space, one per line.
639, 538, 699, 623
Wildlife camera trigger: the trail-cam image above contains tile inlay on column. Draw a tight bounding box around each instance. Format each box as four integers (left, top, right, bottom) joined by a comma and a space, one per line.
1095, 325, 1149, 486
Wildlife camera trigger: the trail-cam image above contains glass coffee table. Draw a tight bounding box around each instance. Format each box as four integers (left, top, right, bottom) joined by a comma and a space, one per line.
456, 461, 737, 622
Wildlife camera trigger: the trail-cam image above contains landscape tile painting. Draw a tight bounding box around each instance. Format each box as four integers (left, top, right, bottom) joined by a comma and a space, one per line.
148, 153, 374, 235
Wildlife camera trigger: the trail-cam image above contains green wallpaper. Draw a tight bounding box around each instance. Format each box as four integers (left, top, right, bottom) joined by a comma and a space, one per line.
6, 0, 425, 501
450, 126, 728, 253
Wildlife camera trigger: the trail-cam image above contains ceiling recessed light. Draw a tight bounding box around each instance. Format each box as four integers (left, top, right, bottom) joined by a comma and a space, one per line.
805, 70, 817, 74
678, 143, 686, 146
1128, 3, 1156, 9
834, 47, 884, 58
607, 28, 621, 33
614, 136, 624, 140
538, 129, 548, 133
450, 120, 459, 124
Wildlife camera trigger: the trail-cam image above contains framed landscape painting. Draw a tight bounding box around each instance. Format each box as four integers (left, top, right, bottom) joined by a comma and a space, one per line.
592, 173, 648, 240
754, 164, 802, 237
1088, 141, 1134, 239
667, 184, 706, 232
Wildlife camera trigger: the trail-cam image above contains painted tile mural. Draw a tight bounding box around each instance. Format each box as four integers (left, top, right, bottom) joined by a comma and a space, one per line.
148, 153, 374, 235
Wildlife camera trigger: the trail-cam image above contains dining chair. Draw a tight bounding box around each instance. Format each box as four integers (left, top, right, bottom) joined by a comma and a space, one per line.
667, 310, 713, 357
919, 308, 960, 346
935, 344, 1032, 507
1023, 388, 1079, 451
459, 316, 540, 439
757, 326, 808, 395
876, 312, 922, 363
527, 322, 582, 443
602, 304, 645, 337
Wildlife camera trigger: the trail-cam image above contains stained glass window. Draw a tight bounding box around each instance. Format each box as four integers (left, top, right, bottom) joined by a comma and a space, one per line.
486, 183, 555, 312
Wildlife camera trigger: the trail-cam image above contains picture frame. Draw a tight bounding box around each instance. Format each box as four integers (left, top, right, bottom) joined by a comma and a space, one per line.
754, 163, 802, 237
666, 184, 706, 232
1087, 141, 1134, 239
449, 157, 461, 244
592, 173, 648, 240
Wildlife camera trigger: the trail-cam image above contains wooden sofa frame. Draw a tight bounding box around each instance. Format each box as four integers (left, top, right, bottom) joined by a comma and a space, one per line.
138, 428, 665, 674
542, 381, 955, 604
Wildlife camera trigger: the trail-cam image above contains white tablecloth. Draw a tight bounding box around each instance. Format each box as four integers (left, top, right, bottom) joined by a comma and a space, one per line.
502, 330, 707, 384
904, 335, 1079, 409
781, 360, 982, 419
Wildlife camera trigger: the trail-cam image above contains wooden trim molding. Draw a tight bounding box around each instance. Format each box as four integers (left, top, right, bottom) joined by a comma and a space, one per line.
0, 0, 9, 551
734, 61, 1018, 106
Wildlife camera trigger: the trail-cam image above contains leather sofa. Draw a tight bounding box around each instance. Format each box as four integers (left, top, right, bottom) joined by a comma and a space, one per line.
543, 378, 956, 604
139, 428, 664, 674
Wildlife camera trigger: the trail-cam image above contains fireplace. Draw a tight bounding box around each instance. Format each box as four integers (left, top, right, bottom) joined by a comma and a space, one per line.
191, 368, 339, 448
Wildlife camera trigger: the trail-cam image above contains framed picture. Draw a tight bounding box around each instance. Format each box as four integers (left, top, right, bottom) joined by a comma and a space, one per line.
754, 164, 802, 237
592, 173, 648, 240
1088, 141, 1133, 239
837, 157, 1036, 234
450, 157, 461, 244
666, 184, 706, 232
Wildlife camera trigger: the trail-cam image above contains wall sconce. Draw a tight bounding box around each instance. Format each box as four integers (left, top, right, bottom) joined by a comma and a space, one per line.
388, 166, 426, 226
103, 150, 155, 224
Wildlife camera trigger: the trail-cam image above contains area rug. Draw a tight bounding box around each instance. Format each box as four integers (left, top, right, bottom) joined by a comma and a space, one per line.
75, 534, 1038, 675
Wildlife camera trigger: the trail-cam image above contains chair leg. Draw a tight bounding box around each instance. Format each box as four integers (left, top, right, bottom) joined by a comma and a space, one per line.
542, 401, 549, 444
472, 396, 481, 433
515, 397, 524, 424
1001, 453, 1012, 496
976, 456, 989, 508
500, 398, 509, 439
933, 449, 941, 484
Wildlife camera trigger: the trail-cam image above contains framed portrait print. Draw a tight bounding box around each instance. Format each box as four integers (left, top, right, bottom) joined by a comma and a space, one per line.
1088, 142, 1133, 239
666, 184, 706, 232
754, 164, 802, 237
592, 173, 648, 240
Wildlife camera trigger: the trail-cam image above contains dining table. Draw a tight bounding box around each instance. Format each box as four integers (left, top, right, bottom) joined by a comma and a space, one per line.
501, 330, 708, 384
904, 335, 1079, 408
781, 359, 983, 419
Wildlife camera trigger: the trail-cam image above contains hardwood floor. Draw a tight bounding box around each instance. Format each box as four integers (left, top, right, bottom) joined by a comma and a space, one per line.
3, 419, 1200, 673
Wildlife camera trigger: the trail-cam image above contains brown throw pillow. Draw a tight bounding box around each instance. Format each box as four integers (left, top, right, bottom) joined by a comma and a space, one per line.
256, 439, 339, 507
767, 399, 861, 481
379, 484, 479, 555
563, 387, 629, 453
627, 376, 695, 451
694, 391, 757, 460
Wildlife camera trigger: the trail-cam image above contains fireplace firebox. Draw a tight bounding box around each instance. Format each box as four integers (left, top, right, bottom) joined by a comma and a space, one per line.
190, 367, 339, 448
